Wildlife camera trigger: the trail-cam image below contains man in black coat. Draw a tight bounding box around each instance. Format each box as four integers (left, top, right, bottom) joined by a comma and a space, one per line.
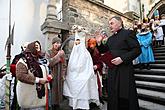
96, 16, 141, 110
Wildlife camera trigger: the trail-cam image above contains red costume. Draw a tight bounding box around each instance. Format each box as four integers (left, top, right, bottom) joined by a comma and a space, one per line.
87, 38, 103, 97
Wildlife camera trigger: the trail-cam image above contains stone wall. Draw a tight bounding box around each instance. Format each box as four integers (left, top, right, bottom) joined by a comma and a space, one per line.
62, 0, 134, 36
60, 0, 135, 59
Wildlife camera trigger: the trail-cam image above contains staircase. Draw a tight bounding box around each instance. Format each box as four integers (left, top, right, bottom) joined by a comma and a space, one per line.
134, 45, 165, 110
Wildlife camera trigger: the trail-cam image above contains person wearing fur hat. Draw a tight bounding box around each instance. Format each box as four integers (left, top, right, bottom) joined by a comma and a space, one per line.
46, 36, 67, 110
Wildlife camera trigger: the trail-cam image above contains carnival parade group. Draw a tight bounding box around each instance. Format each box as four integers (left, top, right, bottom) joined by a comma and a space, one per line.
0, 12, 165, 110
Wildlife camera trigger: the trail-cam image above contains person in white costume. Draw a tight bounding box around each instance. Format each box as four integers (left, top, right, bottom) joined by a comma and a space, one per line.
63, 25, 100, 110
152, 16, 164, 47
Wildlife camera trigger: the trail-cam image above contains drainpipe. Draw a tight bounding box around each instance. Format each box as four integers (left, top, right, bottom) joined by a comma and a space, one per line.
142, 4, 145, 20
138, 0, 142, 21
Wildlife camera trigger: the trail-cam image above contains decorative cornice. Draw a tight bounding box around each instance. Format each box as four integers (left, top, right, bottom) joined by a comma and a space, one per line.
46, 14, 57, 19
41, 20, 69, 34
47, 4, 57, 9
124, 11, 140, 20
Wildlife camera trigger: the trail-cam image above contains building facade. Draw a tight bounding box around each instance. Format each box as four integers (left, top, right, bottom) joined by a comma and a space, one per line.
41, 0, 136, 58
0, 0, 164, 67
0, 0, 47, 67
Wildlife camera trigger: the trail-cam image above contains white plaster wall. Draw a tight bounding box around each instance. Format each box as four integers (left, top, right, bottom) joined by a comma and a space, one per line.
128, 0, 140, 14
104, 0, 127, 12
104, 0, 140, 14
0, 0, 47, 67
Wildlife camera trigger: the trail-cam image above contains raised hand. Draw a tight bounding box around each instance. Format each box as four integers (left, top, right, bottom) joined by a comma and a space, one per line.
95, 33, 103, 45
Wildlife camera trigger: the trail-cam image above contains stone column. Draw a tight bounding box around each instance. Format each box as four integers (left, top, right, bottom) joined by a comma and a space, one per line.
41, 0, 60, 51
46, 0, 57, 21
41, 0, 68, 51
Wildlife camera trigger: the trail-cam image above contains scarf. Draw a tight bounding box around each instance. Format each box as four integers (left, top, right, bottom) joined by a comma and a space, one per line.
24, 41, 45, 99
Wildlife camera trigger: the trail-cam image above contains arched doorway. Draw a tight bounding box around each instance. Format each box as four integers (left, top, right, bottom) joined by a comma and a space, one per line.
148, 0, 165, 19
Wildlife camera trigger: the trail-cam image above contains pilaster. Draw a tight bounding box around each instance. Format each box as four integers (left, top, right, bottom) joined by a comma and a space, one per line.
41, 0, 68, 51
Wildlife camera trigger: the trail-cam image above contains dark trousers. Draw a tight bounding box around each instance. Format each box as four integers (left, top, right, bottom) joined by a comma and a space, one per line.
155, 40, 163, 47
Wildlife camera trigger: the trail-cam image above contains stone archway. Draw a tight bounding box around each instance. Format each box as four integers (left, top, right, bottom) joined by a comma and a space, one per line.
148, 0, 165, 19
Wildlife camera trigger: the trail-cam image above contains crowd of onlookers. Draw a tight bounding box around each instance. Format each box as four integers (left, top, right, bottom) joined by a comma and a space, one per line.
132, 14, 165, 69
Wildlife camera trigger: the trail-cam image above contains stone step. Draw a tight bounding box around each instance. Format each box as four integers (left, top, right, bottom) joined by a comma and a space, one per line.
154, 49, 165, 53
135, 74, 165, 83
134, 69, 165, 76
137, 88, 165, 105
154, 52, 165, 56
150, 64, 165, 69
153, 45, 165, 50
136, 81, 165, 92
135, 45, 165, 110
133, 63, 165, 69
154, 56, 165, 60
154, 59, 165, 64
139, 99, 165, 110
